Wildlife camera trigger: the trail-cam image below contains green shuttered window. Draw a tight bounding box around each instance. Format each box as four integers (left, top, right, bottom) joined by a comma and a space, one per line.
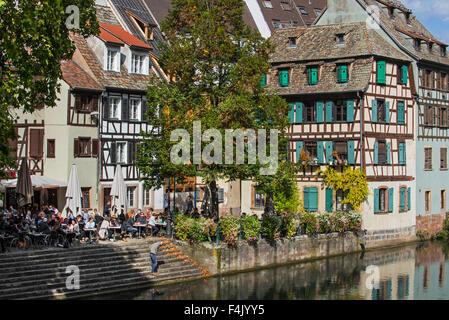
288, 103, 295, 123
296, 141, 303, 163
316, 101, 324, 123
260, 73, 266, 87
347, 141, 355, 165
326, 188, 333, 213
347, 99, 354, 122
377, 61, 386, 84
325, 141, 333, 163
280, 69, 289, 87
399, 142, 406, 165
400, 187, 406, 211
372, 99, 378, 123
317, 141, 324, 164
337, 65, 348, 83
308, 67, 318, 85
304, 187, 318, 212
397, 101, 405, 125
325, 101, 333, 122
407, 187, 411, 211
401, 65, 408, 85
388, 188, 394, 212
296, 102, 303, 123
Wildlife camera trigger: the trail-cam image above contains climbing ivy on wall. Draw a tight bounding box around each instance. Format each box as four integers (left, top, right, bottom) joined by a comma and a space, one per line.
316, 166, 369, 212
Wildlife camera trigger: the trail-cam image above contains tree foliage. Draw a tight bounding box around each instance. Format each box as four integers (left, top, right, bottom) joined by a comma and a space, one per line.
316, 166, 369, 211
137, 0, 290, 219
0, 0, 98, 176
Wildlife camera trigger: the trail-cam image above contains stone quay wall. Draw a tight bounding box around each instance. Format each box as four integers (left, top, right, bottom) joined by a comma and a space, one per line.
175, 232, 363, 276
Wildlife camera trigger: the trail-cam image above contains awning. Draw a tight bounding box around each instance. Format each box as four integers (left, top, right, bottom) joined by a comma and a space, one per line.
1, 175, 67, 189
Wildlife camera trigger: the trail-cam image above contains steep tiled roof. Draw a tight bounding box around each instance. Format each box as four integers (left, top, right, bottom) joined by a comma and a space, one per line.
98, 26, 125, 45
270, 22, 411, 63
268, 22, 411, 95
71, 33, 151, 91
358, 0, 449, 66
96, 5, 121, 26
61, 60, 103, 91
99, 22, 151, 50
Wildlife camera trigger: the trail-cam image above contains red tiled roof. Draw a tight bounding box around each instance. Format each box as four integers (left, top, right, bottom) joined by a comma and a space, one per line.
61, 60, 103, 91
98, 26, 125, 45
99, 22, 152, 50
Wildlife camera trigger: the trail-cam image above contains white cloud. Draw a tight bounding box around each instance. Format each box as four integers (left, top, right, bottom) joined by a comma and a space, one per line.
401, 0, 449, 18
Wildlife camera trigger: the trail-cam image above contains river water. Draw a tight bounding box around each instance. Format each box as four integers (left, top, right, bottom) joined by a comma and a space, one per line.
92, 241, 449, 300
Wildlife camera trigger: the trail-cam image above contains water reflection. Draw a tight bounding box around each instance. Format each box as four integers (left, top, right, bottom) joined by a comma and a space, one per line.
90, 242, 449, 300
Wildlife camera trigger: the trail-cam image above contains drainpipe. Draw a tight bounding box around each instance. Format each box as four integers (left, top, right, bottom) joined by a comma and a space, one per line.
358, 90, 364, 171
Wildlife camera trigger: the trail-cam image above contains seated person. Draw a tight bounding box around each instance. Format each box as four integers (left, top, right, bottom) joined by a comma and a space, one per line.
84, 217, 96, 242
148, 213, 159, 236
98, 217, 110, 240
121, 213, 137, 240
38, 218, 51, 234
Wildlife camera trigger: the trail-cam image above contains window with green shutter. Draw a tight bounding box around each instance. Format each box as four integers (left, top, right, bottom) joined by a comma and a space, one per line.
325, 101, 333, 122
279, 69, 289, 87
325, 141, 333, 164
337, 64, 348, 83
399, 141, 406, 165
400, 187, 406, 211
400, 65, 408, 85
288, 103, 295, 123
326, 188, 333, 212
316, 101, 324, 123
347, 141, 355, 164
377, 61, 386, 84
372, 99, 378, 123
317, 141, 324, 164
304, 187, 318, 212
296, 141, 303, 163
397, 101, 405, 125
346, 99, 354, 122
308, 67, 318, 85
388, 188, 394, 212
407, 187, 411, 211
295, 102, 303, 123
260, 73, 266, 87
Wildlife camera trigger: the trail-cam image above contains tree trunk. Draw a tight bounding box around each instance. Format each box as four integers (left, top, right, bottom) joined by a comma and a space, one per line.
264, 192, 275, 216
209, 180, 219, 223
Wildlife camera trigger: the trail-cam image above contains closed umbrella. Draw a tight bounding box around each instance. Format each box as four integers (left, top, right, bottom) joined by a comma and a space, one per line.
15, 158, 33, 212
62, 164, 82, 218
110, 165, 127, 216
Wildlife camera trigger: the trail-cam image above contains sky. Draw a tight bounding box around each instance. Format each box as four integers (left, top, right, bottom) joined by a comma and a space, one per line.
401, 0, 449, 44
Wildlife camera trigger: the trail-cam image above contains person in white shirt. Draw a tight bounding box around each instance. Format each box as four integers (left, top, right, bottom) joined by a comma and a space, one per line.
148, 213, 159, 236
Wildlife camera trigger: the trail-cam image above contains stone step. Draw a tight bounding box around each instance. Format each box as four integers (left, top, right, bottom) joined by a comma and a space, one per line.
0, 260, 196, 287
0, 242, 164, 263
0, 264, 199, 292
0, 243, 182, 266
0, 251, 185, 276
0, 268, 205, 300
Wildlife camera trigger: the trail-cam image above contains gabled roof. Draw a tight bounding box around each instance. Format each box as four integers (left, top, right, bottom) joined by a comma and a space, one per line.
71, 33, 152, 91
268, 22, 411, 95
270, 22, 411, 64
358, 0, 449, 66
99, 22, 152, 50
61, 60, 103, 91
98, 26, 125, 46
109, 0, 165, 56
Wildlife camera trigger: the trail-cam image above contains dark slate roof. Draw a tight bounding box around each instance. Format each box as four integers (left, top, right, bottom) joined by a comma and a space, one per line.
268, 22, 411, 95
109, 0, 165, 56
269, 22, 411, 63
61, 60, 103, 91
143, 0, 259, 33
72, 33, 152, 92
96, 4, 121, 26
358, 0, 449, 66
256, 0, 327, 31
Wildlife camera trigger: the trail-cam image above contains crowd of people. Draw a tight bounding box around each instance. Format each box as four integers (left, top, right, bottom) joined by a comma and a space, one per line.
0, 204, 167, 253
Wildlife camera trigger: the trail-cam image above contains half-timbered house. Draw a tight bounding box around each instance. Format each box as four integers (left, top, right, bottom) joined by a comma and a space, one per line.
71, 4, 163, 212
316, 0, 449, 235
6, 59, 103, 211
267, 22, 416, 243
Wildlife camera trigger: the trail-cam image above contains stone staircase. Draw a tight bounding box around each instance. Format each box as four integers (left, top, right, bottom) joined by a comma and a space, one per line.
0, 239, 209, 300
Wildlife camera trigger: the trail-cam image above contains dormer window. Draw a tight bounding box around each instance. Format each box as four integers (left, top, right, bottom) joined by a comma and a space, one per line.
429, 42, 434, 53
298, 7, 308, 15
441, 46, 447, 58
405, 12, 411, 25
388, 7, 394, 19
263, 1, 273, 8
288, 37, 297, 48
105, 46, 120, 72
131, 52, 149, 75
280, 2, 291, 10
414, 39, 421, 51
336, 33, 345, 45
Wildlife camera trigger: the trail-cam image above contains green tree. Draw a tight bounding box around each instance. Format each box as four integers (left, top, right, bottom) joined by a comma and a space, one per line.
137, 0, 290, 220
0, 0, 98, 176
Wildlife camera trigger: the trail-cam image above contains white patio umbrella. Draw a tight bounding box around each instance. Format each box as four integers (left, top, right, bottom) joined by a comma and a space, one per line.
110, 165, 127, 216
62, 164, 82, 218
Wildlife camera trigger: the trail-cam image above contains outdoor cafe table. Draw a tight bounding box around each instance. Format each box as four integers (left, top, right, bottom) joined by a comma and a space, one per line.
133, 223, 147, 239
84, 228, 97, 243
29, 232, 47, 247
108, 226, 121, 241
